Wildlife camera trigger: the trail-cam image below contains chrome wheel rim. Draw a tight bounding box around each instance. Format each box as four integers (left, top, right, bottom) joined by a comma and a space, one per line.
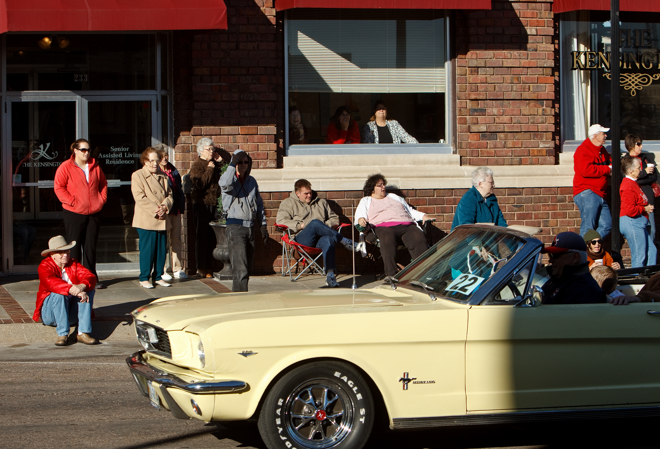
284, 378, 355, 449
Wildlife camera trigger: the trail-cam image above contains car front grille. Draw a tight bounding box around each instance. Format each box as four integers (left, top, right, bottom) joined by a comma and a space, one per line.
152, 328, 172, 357
136, 321, 172, 358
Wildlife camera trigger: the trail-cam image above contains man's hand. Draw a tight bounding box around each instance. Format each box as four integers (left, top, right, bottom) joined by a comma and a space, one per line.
77, 291, 90, 303
612, 261, 621, 270
609, 295, 640, 305
261, 226, 269, 246
645, 204, 654, 214
69, 284, 85, 296
298, 221, 305, 230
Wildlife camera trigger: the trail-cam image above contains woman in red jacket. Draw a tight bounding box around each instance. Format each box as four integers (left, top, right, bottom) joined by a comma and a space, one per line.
54, 139, 108, 288
325, 106, 361, 144
620, 155, 656, 268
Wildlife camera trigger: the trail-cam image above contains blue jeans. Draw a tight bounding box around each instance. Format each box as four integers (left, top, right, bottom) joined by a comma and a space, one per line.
294, 219, 341, 271
620, 215, 657, 268
41, 290, 95, 336
574, 189, 612, 239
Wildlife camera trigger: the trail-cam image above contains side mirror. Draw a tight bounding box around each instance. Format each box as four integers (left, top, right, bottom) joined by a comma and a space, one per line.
516, 285, 544, 308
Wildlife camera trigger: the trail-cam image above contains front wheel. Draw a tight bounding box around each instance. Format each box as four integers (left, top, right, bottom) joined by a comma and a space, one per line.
258, 361, 375, 449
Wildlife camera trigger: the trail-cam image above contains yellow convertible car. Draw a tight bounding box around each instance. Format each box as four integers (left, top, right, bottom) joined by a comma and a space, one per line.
126, 225, 660, 449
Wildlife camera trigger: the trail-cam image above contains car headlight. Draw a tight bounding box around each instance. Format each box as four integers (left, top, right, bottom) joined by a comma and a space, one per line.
197, 340, 205, 368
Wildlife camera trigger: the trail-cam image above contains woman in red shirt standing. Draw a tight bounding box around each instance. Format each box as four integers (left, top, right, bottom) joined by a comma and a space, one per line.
325, 106, 361, 144
54, 139, 108, 288
620, 155, 656, 268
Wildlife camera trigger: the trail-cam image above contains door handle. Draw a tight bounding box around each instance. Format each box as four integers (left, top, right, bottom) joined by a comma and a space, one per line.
647, 310, 660, 315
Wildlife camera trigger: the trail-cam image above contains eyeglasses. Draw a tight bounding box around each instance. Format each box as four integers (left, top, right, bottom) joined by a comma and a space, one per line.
77, 147, 90, 152
375, 183, 386, 188
147, 160, 159, 165
589, 239, 602, 245
636, 142, 643, 146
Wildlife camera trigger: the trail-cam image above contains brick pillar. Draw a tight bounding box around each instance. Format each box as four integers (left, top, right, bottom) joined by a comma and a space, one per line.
455, 0, 558, 166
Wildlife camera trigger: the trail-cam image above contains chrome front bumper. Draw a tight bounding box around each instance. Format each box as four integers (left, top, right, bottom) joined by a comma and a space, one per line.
126, 350, 249, 420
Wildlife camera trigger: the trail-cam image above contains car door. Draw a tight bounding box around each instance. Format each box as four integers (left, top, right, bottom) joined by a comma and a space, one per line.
466, 298, 660, 412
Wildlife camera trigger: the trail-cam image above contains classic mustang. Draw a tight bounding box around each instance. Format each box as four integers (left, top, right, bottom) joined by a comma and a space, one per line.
126, 225, 660, 449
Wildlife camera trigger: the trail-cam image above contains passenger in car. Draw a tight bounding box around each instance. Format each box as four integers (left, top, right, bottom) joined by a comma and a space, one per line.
590, 265, 640, 305
541, 231, 606, 304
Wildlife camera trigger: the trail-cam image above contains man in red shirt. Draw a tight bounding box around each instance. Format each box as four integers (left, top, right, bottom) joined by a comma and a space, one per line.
34, 236, 97, 346
573, 124, 612, 239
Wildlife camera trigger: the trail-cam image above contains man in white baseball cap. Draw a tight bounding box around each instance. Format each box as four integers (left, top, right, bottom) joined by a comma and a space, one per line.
573, 124, 612, 239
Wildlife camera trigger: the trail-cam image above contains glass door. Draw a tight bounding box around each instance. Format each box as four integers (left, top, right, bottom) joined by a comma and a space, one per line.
8, 97, 79, 268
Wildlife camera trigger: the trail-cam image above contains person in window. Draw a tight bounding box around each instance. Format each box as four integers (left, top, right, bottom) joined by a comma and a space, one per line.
625, 134, 657, 246
451, 166, 507, 231
54, 139, 108, 289
583, 229, 620, 270
362, 100, 418, 144
289, 106, 307, 144
620, 155, 656, 268
325, 106, 361, 144
156, 145, 188, 280
131, 147, 174, 289
356, 174, 432, 280
541, 231, 606, 305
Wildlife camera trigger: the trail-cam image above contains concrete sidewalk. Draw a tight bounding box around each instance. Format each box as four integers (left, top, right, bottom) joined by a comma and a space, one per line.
0, 271, 384, 344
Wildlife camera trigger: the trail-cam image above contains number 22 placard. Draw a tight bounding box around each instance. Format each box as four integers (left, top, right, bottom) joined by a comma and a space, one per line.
445, 273, 484, 295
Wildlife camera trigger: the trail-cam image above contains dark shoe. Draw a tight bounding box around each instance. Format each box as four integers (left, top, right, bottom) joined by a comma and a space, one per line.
196, 270, 207, 278
77, 333, 98, 345
55, 335, 68, 346
96, 282, 106, 289
326, 272, 340, 288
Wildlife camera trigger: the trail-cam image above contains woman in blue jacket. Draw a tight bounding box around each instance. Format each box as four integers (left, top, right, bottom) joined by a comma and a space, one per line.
451, 167, 507, 231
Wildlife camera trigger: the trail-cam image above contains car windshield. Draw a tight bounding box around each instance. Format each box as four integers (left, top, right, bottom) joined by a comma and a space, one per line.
396, 227, 528, 303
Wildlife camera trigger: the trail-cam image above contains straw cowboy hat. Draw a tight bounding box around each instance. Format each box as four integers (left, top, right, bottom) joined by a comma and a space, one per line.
41, 235, 76, 256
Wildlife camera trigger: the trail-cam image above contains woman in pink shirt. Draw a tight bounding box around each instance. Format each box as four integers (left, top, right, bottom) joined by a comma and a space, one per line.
356, 174, 433, 278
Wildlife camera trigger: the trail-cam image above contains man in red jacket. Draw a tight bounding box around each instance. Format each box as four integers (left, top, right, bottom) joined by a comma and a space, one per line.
574, 124, 612, 239
34, 236, 97, 346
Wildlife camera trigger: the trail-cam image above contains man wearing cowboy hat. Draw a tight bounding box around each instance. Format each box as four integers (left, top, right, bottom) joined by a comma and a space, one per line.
34, 235, 98, 346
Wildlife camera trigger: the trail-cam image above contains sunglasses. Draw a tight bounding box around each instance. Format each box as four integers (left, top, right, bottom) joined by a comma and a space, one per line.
589, 239, 602, 245
636, 142, 643, 146
77, 147, 90, 152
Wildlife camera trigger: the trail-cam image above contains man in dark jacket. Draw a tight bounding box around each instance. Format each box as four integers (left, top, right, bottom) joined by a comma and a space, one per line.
451, 167, 507, 231
541, 231, 606, 305
190, 138, 224, 277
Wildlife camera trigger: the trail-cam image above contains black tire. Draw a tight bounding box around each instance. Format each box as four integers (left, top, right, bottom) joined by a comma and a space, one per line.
258, 361, 375, 449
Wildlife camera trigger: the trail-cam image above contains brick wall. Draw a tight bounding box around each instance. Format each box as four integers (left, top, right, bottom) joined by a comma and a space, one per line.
172, 0, 284, 273
455, 0, 558, 166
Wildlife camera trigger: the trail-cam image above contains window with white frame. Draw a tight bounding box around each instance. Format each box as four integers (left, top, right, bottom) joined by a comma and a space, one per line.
287, 10, 447, 146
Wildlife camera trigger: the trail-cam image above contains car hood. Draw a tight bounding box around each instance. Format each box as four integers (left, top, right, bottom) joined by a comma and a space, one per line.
132, 287, 434, 331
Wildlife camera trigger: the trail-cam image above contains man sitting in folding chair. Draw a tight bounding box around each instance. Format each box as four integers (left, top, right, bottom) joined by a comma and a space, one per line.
276, 179, 364, 287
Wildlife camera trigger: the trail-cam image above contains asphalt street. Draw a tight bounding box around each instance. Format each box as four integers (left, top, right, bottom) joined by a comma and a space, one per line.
2, 339, 660, 449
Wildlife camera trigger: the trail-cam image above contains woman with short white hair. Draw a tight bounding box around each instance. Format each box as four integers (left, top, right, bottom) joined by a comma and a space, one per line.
189, 138, 224, 277
451, 166, 507, 230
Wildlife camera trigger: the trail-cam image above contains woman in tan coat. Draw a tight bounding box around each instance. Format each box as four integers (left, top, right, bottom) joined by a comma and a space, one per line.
131, 148, 174, 289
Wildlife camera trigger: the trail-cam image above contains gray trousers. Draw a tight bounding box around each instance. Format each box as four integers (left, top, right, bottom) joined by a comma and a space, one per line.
227, 224, 255, 292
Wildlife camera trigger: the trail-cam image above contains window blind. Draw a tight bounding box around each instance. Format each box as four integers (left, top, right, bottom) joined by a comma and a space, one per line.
288, 11, 446, 93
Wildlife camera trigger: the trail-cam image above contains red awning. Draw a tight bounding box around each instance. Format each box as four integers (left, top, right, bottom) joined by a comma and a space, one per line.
0, 0, 227, 33
276, 0, 491, 11
554, 0, 660, 14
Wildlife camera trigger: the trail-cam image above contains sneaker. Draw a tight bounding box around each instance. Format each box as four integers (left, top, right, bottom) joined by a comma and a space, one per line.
140, 280, 154, 289
155, 280, 171, 287
356, 241, 368, 258
326, 272, 340, 288
340, 238, 359, 253
161, 272, 173, 281
173, 270, 188, 279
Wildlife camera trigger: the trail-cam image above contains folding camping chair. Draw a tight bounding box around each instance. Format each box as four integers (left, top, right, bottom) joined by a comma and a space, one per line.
276, 223, 351, 282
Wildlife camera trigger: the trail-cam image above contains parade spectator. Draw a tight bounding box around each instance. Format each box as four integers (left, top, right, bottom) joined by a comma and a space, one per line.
156, 145, 187, 280
583, 229, 621, 270
54, 139, 108, 289
325, 106, 361, 144
219, 150, 268, 292
362, 100, 418, 144
451, 166, 507, 231
289, 106, 307, 144
34, 236, 97, 346
620, 155, 656, 268
276, 179, 362, 288
190, 138, 224, 278
573, 124, 612, 239
131, 148, 174, 289
541, 231, 606, 304
356, 174, 432, 279
625, 134, 657, 245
